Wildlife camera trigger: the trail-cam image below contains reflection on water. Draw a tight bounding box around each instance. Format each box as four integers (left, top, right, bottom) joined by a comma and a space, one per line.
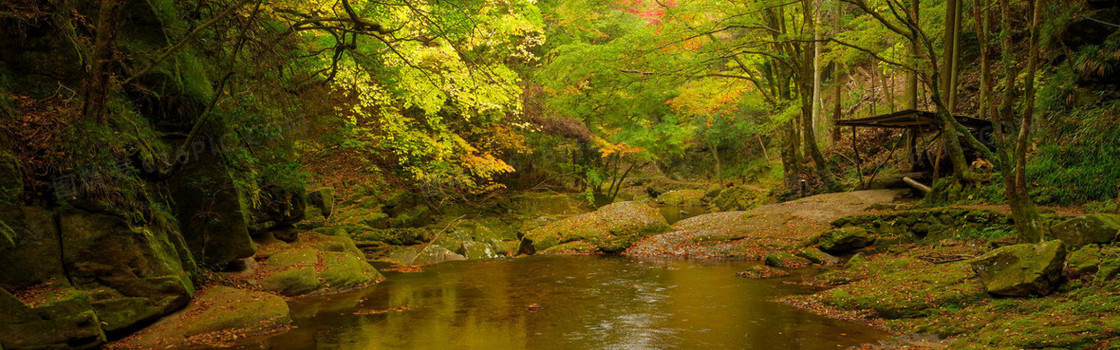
236, 256, 889, 350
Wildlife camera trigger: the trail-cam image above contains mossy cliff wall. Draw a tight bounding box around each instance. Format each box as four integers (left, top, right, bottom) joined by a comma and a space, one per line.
0, 1, 310, 348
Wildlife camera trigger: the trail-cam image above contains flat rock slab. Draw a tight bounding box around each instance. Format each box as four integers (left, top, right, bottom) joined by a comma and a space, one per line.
108, 286, 291, 349
626, 190, 905, 259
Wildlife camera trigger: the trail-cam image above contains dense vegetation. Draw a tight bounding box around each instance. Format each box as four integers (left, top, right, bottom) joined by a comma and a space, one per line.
1, 0, 1119, 348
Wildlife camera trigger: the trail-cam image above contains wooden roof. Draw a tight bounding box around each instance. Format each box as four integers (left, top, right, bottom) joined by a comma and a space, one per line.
835, 109, 992, 130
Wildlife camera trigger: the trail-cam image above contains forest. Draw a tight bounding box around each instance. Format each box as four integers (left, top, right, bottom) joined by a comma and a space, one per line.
1, 0, 1119, 348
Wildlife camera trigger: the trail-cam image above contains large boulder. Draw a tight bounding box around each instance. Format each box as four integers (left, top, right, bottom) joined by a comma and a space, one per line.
817, 227, 876, 253
971, 240, 1067, 296
655, 190, 706, 205
248, 185, 307, 235
385, 245, 467, 266
518, 201, 669, 255
0, 286, 105, 349
764, 252, 811, 269
708, 185, 768, 212
1051, 214, 1120, 247
307, 188, 335, 219
112, 287, 290, 349
168, 146, 255, 267
251, 233, 382, 296
58, 210, 195, 333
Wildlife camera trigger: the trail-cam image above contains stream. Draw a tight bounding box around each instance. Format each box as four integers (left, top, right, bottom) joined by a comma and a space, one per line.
232, 255, 892, 349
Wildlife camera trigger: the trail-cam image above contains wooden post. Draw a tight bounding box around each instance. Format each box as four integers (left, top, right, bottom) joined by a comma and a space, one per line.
852, 126, 865, 188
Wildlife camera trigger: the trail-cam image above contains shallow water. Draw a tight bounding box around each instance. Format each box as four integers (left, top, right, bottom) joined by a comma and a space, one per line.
233, 255, 889, 349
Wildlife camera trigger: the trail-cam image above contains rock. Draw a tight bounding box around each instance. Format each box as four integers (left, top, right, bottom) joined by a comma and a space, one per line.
58, 210, 195, 333
799, 247, 840, 266
386, 245, 467, 266
708, 185, 768, 212
764, 252, 811, 269
817, 227, 876, 253
1066, 245, 1104, 276
260, 267, 320, 296
117, 287, 291, 349
845, 252, 870, 268
1051, 214, 1120, 247
390, 206, 434, 228
519, 201, 668, 255
307, 188, 335, 218
971, 240, 1067, 296
457, 241, 497, 260
702, 184, 723, 201
253, 234, 381, 296
168, 149, 255, 267
735, 265, 790, 279
1097, 258, 1120, 281
0, 286, 106, 349
654, 190, 706, 205
248, 186, 307, 234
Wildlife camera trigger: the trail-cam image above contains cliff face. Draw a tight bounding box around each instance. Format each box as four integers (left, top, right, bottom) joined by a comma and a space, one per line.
0, 1, 310, 348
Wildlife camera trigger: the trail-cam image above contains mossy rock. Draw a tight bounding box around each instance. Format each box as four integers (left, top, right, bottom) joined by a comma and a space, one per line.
708, 185, 768, 212
1051, 214, 1120, 247
821, 261, 985, 318
817, 227, 875, 253
655, 190, 706, 205
260, 267, 321, 296
58, 210, 194, 333
971, 240, 1067, 296
518, 201, 669, 255
844, 252, 870, 268
764, 252, 811, 269
0, 286, 106, 349
307, 188, 335, 218
456, 241, 498, 260
798, 247, 840, 266
1066, 245, 1105, 276
318, 251, 381, 289
119, 287, 290, 349
168, 150, 255, 267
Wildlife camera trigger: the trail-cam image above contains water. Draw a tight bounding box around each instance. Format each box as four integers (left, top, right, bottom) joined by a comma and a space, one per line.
234, 256, 890, 349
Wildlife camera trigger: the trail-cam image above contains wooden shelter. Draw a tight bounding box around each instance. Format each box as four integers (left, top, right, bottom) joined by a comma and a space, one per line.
836, 109, 994, 176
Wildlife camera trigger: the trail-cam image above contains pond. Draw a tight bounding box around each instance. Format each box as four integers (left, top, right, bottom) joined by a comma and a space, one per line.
233, 255, 891, 349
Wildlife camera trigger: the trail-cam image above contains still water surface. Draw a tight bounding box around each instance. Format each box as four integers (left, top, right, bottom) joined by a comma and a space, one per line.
237, 256, 890, 349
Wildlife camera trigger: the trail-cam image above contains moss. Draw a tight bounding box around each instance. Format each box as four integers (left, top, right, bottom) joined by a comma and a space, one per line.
520, 201, 669, 254
821, 261, 986, 318
119, 287, 290, 349
260, 267, 321, 296
907, 284, 1120, 349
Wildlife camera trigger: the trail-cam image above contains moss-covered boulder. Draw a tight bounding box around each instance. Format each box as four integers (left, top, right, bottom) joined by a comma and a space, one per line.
971, 240, 1066, 296
307, 188, 335, 219
1066, 245, 1105, 276
456, 241, 498, 260
0, 286, 106, 349
114, 287, 290, 349
518, 201, 669, 255
1051, 214, 1120, 247
708, 185, 768, 212
168, 149, 255, 267
817, 227, 875, 253
58, 210, 195, 333
655, 190, 706, 205
251, 233, 381, 296
798, 247, 840, 266
764, 252, 811, 269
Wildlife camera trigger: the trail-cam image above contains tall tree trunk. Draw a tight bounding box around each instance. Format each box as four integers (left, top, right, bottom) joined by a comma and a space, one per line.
800, 0, 838, 191
1009, 0, 1045, 243
941, 0, 962, 113
905, 0, 920, 109
83, 0, 124, 121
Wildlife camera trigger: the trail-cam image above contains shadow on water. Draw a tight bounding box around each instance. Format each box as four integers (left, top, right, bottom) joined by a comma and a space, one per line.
233, 256, 892, 349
